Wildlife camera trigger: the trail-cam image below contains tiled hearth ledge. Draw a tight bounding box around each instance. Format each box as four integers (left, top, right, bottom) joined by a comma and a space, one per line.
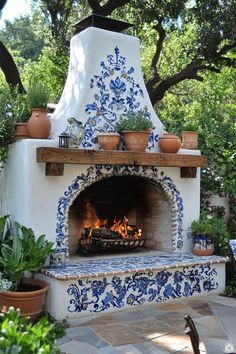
37, 253, 228, 319
36, 147, 206, 177
41, 253, 227, 280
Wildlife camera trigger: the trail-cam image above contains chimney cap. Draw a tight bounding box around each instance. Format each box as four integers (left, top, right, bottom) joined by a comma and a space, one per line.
73, 13, 133, 34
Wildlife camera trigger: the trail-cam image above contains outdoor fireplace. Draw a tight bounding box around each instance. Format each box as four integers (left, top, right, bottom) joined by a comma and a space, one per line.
0, 15, 227, 321
1, 15, 203, 262
68, 175, 172, 255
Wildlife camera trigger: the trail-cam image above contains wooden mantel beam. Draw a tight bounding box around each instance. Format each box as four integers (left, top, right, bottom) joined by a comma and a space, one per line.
36, 147, 207, 177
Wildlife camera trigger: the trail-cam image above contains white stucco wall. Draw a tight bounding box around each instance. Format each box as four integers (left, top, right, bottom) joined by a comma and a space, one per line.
50, 27, 165, 151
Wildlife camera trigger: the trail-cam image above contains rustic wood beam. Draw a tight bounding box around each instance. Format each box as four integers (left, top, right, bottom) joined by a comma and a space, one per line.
45, 162, 64, 176
180, 167, 197, 178
37, 147, 206, 176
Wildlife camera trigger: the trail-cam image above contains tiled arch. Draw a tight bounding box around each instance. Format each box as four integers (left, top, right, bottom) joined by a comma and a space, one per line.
55, 165, 183, 265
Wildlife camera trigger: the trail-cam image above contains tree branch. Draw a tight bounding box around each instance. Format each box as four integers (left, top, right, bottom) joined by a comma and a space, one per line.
87, 0, 130, 16
149, 59, 204, 103
146, 20, 165, 92
0, 41, 25, 93
217, 41, 236, 56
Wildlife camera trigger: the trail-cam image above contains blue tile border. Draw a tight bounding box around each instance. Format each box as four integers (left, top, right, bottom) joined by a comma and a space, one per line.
53, 165, 184, 267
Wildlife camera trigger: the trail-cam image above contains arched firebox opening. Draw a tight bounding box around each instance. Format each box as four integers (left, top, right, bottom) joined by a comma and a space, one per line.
68, 175, 172, 255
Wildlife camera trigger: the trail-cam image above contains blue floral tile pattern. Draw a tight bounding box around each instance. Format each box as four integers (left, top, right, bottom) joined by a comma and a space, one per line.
43, 253, 228, 280
82, 46, 159, 149
65, 264, 218, 314
54, 165, 184, 267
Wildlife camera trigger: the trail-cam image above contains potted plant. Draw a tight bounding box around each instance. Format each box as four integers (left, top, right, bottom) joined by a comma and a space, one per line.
12, 91, 31, 140
190, 216, 214, 256
0, 215, 54, 322
116, 106, 152, 152
159, 132, 181, 153
181, 122, 198, 149
190, 213, 228, 256
27, 79, 51, 139
97, 132, 120, 150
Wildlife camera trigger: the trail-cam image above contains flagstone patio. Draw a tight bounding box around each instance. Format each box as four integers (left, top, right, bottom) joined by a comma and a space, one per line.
57, 294, 236, 354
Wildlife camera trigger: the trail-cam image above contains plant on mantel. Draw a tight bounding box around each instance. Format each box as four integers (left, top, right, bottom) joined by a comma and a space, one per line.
181, 122, 198, 150
116, 106, 153, 152
27, 79, 51, 139
0, 215, 54, 321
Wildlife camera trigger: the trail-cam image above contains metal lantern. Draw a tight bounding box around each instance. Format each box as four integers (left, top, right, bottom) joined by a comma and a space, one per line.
58, 132, 71, 148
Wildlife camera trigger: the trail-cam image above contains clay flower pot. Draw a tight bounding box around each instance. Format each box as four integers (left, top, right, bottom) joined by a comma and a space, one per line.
159, 133, 181, 153
97, 132, 120, 150
181, 131, 198, 149
14, 123, 29, 140
0, 278, 49, 323
123, 130, 150, 152
28, 108, 51, 139
192, 235, 214, 256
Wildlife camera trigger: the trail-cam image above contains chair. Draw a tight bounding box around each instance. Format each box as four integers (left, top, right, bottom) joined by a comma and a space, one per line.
184, 314, 201, 354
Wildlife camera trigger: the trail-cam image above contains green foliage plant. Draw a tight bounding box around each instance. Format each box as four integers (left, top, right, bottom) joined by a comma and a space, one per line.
0, 215, 54, 291
0, 307, 60, 353
117, 107, 152, 132
27, 79, 50, 110
181, 122, 198, 131
0, 85, 31, 172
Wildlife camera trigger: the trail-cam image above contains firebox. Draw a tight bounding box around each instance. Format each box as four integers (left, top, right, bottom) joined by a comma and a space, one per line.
68, 175, 172, 255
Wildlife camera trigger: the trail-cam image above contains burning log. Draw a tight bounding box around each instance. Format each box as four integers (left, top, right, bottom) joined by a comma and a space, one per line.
79, 216, 143, 253
81, 227, 123, 240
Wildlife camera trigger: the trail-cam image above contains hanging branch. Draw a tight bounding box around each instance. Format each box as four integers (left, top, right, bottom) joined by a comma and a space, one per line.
0, 41, 25, 93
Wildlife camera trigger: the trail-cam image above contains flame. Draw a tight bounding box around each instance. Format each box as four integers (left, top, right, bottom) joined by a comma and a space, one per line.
84, 216, 142, 239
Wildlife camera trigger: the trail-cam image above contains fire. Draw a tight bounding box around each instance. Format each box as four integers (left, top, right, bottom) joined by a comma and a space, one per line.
84, 216, 142, 239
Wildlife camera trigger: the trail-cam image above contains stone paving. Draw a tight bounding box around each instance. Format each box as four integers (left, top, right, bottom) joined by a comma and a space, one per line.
57, 294, 236, 354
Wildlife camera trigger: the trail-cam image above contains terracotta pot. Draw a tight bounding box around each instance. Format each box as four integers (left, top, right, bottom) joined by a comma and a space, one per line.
192, 235, 214, 256
181, 131, 198, 149
0, 278, 49, 323
97, 132, 120, 150
123, 130, 150, 152
192, 248, 214, 256
28, 108, 51, 139
14, 123, 29, 140
159, 133, 181, 153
